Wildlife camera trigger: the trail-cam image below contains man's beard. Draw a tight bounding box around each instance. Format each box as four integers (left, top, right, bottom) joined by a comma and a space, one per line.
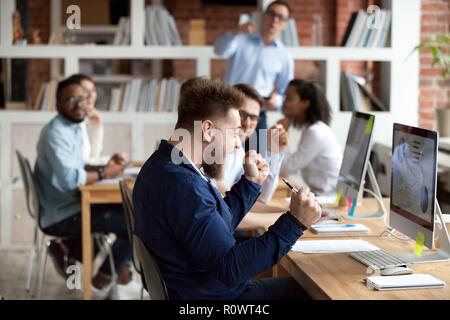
202, 162, 224, 180
59, 106, 86, 124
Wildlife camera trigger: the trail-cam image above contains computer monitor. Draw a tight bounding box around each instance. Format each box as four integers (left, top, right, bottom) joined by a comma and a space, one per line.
390, 123, 450, 263
337, 112, 375, 202
390, 123, 437, 249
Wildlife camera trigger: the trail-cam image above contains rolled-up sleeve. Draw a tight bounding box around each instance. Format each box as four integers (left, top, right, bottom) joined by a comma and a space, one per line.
214, 32, 240, 58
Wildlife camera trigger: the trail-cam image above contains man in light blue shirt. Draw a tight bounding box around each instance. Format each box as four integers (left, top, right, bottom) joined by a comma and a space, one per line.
214, 1, 294, 151
35, 77, 140, 299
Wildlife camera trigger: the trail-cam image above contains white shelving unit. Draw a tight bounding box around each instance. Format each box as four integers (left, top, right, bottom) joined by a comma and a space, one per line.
0, 0, 420, 248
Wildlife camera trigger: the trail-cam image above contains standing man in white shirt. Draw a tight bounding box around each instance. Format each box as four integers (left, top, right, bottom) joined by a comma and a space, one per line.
214, 1, 294, 153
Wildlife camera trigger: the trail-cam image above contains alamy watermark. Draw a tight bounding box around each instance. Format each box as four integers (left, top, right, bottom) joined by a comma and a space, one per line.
66, 5, 81, 30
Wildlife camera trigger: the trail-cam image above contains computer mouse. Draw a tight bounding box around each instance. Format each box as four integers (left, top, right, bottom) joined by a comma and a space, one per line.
380, 266, 414, 276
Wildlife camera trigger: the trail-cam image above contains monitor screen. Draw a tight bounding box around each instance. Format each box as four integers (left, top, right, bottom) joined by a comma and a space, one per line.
337, 112, 374, 199
390, 123, 437, 232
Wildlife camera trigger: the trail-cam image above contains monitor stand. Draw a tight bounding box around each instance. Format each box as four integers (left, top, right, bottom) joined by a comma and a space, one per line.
342, 162, 387, 220
395, 201, 450, 264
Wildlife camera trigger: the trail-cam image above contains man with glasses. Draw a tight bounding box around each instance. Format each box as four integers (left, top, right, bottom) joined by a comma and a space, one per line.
217, 83, 288, 205
34, 77, 141, 299
214, 0, 294, 153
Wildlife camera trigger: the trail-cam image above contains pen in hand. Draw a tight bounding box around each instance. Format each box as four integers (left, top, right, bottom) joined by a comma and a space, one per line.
281, 177, 324, 211
281, 177, 298, 194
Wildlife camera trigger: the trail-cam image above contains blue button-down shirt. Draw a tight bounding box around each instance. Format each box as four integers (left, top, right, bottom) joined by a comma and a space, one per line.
35, 115, 87, 229
214, 32, 294, 109
133, 140, 303, 300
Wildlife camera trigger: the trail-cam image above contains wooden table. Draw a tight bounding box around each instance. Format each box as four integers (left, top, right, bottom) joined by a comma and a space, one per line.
265, 197, 392, 239
275, 197, 450, 300
79, 180, 134, 300
281, 236, 450, 299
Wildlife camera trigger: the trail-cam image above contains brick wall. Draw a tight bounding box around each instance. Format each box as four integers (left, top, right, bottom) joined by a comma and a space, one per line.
418, 0, 450, 130
26, 0, 50, 109
21, 0, 449, 131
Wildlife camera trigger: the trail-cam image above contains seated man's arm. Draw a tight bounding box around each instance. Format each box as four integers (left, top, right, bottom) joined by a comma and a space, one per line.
44, 130, 87, 191
166, 176, 307, 287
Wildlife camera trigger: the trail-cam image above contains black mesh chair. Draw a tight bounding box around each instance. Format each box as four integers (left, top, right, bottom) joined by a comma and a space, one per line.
16, 150, 116, 298
118, 180, 168, 300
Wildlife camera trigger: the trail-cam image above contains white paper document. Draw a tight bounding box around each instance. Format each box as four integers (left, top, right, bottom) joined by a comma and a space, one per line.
310, 224, 370, 234
93, 177, 123, 185
291, 239, 379, 253
124, 167, 141, 176
365, 274, 446, 291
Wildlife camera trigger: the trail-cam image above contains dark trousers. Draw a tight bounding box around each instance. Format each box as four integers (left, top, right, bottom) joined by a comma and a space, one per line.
245, 110, 268, 157
238, 277, 312, 300
43, 204, 131, 277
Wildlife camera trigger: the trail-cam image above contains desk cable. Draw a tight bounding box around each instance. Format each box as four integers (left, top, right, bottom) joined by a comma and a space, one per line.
361, 188, 410, 241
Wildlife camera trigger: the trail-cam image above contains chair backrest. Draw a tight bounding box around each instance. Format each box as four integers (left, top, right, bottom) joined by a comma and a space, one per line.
118, 180, 140, 273
133, 234, 169, 300
15, 151, 40, 222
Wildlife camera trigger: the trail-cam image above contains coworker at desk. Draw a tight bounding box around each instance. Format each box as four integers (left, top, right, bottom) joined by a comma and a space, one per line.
217, 83, 288, 203
272, 79, 342, 198
214, 1, 294, 152
34, 77, 140, 300
133, 77, 322, 300
67, 74, 104, 163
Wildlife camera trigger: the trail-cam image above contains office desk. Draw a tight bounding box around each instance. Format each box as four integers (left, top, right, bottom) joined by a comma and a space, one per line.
280, 236, 450, 300
79, 180, 134, 300
265, 197, 391, 239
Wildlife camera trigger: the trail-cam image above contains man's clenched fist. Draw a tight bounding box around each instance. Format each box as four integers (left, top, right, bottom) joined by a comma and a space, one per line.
243, 150, 269, 185
289, 187, 321, 228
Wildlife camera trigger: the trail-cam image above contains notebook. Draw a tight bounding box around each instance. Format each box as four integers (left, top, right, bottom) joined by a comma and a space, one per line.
310, 224, 370, 234
291, 239, 379, 253
365, 274, 446, 291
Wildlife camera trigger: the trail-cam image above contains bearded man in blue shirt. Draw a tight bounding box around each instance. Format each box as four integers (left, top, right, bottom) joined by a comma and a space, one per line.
214, 1, 294, 153
133, 77, 322, 300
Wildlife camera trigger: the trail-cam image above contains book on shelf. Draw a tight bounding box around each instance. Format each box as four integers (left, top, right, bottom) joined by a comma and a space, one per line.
145, 5, 182, 46
342, 10, 391, 48
340, 70, 387, 112
238, 11, 299, 47
113, 17, 130, 45
110, 78, 181, 113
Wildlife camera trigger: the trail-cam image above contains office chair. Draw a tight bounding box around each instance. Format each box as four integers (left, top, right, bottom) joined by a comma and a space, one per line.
134, 235, 169, 300
15, 150, 116, 299
118, 180, 168, 300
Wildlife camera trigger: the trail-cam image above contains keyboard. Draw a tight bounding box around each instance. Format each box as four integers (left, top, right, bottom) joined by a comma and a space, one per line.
350, 249, 410, 270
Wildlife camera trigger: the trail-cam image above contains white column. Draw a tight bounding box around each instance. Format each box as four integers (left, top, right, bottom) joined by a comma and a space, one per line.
0, 122, 13, 246
131, 0, 144, 47
64, 55, 79, 77
196, 57, 210, 77
0, 0, 15, 47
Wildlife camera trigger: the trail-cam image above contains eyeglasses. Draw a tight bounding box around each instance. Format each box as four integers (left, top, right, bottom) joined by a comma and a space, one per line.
265, 10, 289, 22
65, 96, 87, 104
239, 110, 259, 123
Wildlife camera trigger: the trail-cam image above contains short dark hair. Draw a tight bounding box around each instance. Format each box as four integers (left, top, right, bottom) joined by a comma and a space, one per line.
288, 79, 331, 126
175, 77, 244, 131
56, 77, 82, 102
233, 83, 264, 108
67, 73, 94, 84
266, 1, 291, 16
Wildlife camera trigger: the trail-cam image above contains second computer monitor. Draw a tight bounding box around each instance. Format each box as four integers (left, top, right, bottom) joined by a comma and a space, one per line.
390, 123, 438, 249
337, 112, 375, 200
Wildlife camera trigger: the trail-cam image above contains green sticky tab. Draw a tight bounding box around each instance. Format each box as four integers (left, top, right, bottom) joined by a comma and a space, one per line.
334, 188, 344, 205
365, 115, 374, 134
414, 231, 425, 256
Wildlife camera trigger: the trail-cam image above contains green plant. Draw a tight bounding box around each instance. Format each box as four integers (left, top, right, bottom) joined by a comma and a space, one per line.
412, 33, 449, 79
